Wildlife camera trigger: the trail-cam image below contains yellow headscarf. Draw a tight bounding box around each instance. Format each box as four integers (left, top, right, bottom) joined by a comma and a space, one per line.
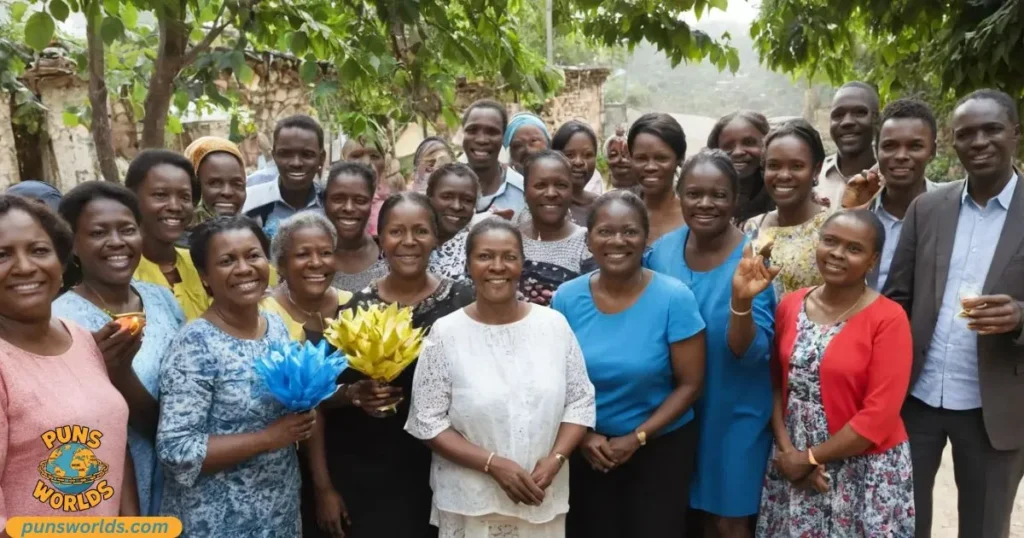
183, 137, 246, 225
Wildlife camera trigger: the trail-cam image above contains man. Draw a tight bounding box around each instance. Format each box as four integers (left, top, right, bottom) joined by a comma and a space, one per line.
817, 81, 880, 207
868, 98, 940, 290
243, 114, 327, 239
884, 89, 1024, 538
461, 99, 526, 218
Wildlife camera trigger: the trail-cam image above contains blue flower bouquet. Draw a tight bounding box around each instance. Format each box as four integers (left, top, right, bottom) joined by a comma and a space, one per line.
255, 339, 348, 412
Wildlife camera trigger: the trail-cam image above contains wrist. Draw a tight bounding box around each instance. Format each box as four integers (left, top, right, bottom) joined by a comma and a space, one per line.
730, 297, 754, 316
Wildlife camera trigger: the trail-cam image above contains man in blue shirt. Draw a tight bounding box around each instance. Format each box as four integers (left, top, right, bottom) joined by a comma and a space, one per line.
461, 99, 526, 220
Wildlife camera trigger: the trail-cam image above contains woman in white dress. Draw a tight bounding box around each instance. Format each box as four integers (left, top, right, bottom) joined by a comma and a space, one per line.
406, 218, 596, 538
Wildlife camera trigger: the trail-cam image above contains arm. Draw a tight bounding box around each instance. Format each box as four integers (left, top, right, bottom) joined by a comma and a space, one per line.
728, 289, 776, 365
1, 382, 9, 536
119, 448, 140, 516
636, 333, 705, 438
882, 196, 921, 314
110, 371, 159, 440
304, 417, 349, 536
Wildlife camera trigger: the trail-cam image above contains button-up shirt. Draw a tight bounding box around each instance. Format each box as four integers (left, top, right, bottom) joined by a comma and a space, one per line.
913, 173, 1019, 410
243, 179, 324, 240
869, 179, 940, 290
815, 154, 848, 210
476, 167, 526, 219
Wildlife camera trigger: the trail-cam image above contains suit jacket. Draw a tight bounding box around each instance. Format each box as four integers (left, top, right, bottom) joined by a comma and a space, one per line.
883, 178, 1024, 450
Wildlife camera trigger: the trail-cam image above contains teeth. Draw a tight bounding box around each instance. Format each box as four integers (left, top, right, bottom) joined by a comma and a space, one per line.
214, 203, 236, 210
287, 173, 306, 179
775, 187, 795, 192
338, 218, 359, 225
161, 218, 182, 226
235, 281, 259, 291
12, 283, 41, 291
607, 253, 628, 259
304, 274, 327, 282
487, 279, 509, 283
825, 263, 844, 271
106, 255, 131, 268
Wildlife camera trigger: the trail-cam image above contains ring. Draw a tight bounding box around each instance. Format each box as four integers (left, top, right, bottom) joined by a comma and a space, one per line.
353, 399, 361, 406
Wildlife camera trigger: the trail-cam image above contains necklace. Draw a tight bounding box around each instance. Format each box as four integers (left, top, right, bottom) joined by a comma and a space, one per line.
286, 288, 328, 331
813, 286, 868, 325
209, 305, 265, 340
81, 282, 138, 317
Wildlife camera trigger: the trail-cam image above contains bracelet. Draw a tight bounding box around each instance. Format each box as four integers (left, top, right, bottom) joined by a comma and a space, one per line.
807, 448, 819, 466
730, 300, 753, 316
553, 452, 567, 466
484, 452, 496, 473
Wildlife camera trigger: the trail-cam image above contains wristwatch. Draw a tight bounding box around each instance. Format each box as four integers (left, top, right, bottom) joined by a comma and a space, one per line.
635, 430, 647, 447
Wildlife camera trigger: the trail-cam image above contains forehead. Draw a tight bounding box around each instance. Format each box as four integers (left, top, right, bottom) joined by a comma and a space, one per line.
682, 162, 732, 187
631, 132, 674, 153
766, 134, 812, 159
720, 117, 762, 139
80, 197, 135, 222
289, 225, 332, 245
209, 228, 260, 253
832, 87, 876, 110
144, 164, 192, 188
384, 201, 433, 225
200, 152, 244, 172
276, 127, 320, 148
822, 214, 875, 242
879, 117, 933, 141
328, 174, 372, 196
0, 209, 46, 239
465, 107, 504, 128
528, 157, 570, 177
594, 199, 643, 224
512, 125, 547, 141
472, 228, 521, 250
953, 98, 1013, 128
435, 173, 477, 191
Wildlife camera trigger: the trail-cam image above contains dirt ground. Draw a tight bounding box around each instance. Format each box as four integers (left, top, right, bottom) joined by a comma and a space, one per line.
930, 446, 1024, 537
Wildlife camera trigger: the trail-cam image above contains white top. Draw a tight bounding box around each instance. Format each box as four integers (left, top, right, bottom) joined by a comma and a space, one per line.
405, 305, 596, 524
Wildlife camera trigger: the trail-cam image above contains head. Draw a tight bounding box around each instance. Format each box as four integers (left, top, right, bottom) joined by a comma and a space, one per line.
877, 99, 938, 190
763, 119, 826, 211
343, 136, 387, 179
628, 113, 687, 198
6, 180, 62, 212
125, 149, 198, 245
707, 111, 770, 181
0, 195, 73, 323
465, 218, 524, 305
184, 137, 247, 217
816, 209, 885, 287
604, 125, 634, 189
461, 99, 508, 170
58, 181, 143, 290
951, 89, 1021, 183
552, 120, 599, 192
324, 161, 376, 242
676, 149, 739, 239
830, 81, 880, 158
413, 137, 454, 182
426, 163, 479, 239
586, 191, 649, 278
376, 192, 439, 279
504, 112, 551, 172
189, 216, 271, 309
523, 150, 574, 228
270, 212, 338, 301
273, 115, 326, 195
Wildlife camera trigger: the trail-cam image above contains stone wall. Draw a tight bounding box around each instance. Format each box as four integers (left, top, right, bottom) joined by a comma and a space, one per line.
0, 93, 19, 190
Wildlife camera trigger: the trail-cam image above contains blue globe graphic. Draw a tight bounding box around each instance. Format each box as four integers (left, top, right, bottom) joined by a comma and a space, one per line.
39, 442, 108, 495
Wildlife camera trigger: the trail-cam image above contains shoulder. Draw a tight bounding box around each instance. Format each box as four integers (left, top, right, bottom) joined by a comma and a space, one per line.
776, 287, 810, 321
915, 180, 962, 209
651, 271, 694, 299
243, 180, 280, 213
264, 312, 291, 341
554, 272, 590, 298
505, 168, 525, 191
137, 281, 182, 312
53, 292, 108, 330
863, 294, 911, 327
648, 226, 686, 259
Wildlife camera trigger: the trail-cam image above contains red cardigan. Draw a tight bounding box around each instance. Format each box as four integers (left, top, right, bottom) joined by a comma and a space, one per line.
774, 288, 912, 454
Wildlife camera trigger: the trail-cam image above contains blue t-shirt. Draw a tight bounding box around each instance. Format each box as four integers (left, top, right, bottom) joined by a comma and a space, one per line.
552, 271, 705, 437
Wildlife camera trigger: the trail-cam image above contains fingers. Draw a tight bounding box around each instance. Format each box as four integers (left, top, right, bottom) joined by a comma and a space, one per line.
595, 444, 618, 469
518, 473, 545, 505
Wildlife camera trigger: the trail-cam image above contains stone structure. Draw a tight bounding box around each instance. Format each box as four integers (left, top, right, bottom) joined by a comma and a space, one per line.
0, 92, 19, 190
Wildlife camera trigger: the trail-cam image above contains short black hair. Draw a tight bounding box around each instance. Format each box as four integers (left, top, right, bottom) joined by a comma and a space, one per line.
59, 181, 142, 233
376, 191, 439, 239
586, 190, 650, 242
426, 163, 479, 198
551, 120, 598, 153
822, 208, 886, 254
413, 136, 451, 166
955, 89, 1020, 125
464, 217, 524, 263
189, 215, 270, 275
273, 114, 325, 151
677, 148, 739, 197
837, 81, 881, 113
627, 113, 687, 160
461, 99, 509, 132
0, 194, 73, 265
764, 119, 827, 171
325, 161, 377, 198
521, 149, 572, 189
880, 98, 938, 141
707, 110, 770, 149
125, 149, 200, 205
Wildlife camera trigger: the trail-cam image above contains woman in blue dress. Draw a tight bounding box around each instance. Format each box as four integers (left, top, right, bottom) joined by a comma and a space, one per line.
645, 149, 777, 538
53, 181, 185, 515
156, 216, 316, 537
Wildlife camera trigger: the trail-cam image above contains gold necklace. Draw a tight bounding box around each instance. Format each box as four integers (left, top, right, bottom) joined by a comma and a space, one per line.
814, 286, 868, 325
81, 282, 137, 317
286, 288, 328, 331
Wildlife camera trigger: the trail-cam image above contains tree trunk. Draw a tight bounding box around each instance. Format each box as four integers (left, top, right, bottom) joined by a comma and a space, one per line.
140, 1, 189, 149
84, 2, 119, 182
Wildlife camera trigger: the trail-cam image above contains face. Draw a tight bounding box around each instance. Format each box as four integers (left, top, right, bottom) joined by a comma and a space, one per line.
416, 143, 452, 178
273, 127, 325, 193
429, 173, 477, 238
509, 125, 549, 171
717, 118, 765, 180
202, 228, 270, 307
877, 118, 936, 190
347, 142, 386, 179
73, 198, 142, 287
282, 226, 336, 299
829, 88, 877, 156
379, 201, 437, 278
136, 163, 194, 244
631, 133, 680, 197
324, 174, 373, 241
562, 132, 598, 190
679, 163, 736, 238
764, 135, 819, 210
467, 228, 523, 304
198, 152, 246, 216
605, 140, 634, 188
525, 159, 573, 227
952, 98, 1021, 181
816, 215, 880, 286
587, 200, 647, 277
462, 108, 505, 169
0, 209, 63, 322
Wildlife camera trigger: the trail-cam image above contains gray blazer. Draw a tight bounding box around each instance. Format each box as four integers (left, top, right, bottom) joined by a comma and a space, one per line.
883, 178, 1024, 450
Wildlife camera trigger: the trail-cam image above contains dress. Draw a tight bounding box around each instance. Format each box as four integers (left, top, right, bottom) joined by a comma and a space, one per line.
645, 228, 775, 517
133, 247, 212, 320
743, 210, 828, 298
429, 227, 471, 281
521, 227, 592, 305
52, 283, 185, 516
156, 313, 300, 537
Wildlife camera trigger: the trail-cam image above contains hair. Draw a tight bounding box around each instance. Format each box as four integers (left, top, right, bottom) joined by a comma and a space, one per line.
956, 89, 1020, 125
676, 149, 740, 196
763, 119, 828, 171
464, 217, 525, 262
273, 114, 325, 151
822, 208, 886, 254
269, 212, 339, 270
551, 120, 599, 154
521, 149, 572, 189
0, 194, 73, 265
586, 190, 650, 242
124, 149, 200, 204
426, 163, 480, 198
376, 191, 439, 239
325, 161, 377, 198
413, 137, 451, 166
837, 81, 881, 113
706, 110, 770, 149
189, 215, 270, 275
879, 98, 938, 141
461, 99, 509, 132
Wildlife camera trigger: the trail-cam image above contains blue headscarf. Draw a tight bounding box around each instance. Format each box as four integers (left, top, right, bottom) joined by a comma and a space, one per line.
6, 180, 63, 212
503, 113, 551, 149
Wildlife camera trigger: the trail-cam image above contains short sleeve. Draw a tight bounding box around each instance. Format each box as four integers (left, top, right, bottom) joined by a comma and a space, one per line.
666, 279, 706, 343
561, 329, 596, 427
405, 335, 453, 440
156, 327, 216, 487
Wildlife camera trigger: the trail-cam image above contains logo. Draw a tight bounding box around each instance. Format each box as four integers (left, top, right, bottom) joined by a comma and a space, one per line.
33, 425, 115, 512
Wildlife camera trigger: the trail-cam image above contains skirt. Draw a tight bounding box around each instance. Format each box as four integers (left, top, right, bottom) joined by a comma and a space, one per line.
437, 511, 566, 538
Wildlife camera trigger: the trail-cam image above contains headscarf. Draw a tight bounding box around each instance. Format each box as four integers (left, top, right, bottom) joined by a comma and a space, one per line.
183, 137, 245, 225
503, 112, 550, 149
6, 180, 62, 212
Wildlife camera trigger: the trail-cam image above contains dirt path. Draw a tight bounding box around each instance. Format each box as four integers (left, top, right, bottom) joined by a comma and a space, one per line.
930, 446, 1024, 537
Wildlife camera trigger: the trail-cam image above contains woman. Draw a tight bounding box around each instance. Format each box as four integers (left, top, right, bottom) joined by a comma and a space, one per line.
645, 151, 776, 538
553, 191, 706, 538
262, 212, 353, 341
629, 113, 687, 244
325, 161, 389, 293
707, 111, 775, 224
410, 137, 455, 193
183, 136, 248, 225
125, 149, 211, 320
343, 135, 400, 236
156, 216, 316, 536
551, 121, 601, 225
518, 151, 593, 306
406, 218, 596, 537
756, 209, 914, 537
505, 112, 551, 173
742, 120, 829, 298
0, 195, 135, 521
602, 126, 635, 192
52, 181, 186, 516
308, 192, 475, 538
427, 163, 481, 280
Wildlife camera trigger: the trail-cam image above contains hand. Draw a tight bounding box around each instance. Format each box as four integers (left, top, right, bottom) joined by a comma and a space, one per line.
732, 242, 782, 301
530, 455, 563, 491
346, 380, 403, 415
93, 321, 143, 378
841, 169, 884, 209
488, 456, 545, 506
606, 435, 641, 467
491, 208, 516, 221
774, 448, 815, 483
962, 295, 1024, 335
580, 432, 617, 472
263, 410, 317, 451
794, 465, 829, 494
315, 487, 350, 537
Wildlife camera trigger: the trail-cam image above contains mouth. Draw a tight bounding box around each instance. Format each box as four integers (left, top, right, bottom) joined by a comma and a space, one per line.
468, 149, 492, 160
104, 254, 133, 270
640, 177, 662, 188
213, 202, 237, 213
772, 185, 797, 195
822, 261, 846, 274
302, 273, 328, 283
691, 214, 718, 225
232, 279, 260, 292
605, 252, 632, 261
970, 153, 996, 165
334, 217, 362, 231
442, 214, 468, 226
838, 133, 861, 143
394, 254, 421, 264
886, 166, 913, 178
159, 217, 184, 230
285, 172, 308, 182
8, 282, 44, 294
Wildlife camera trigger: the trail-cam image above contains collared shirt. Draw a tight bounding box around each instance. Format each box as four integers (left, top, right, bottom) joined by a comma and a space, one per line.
243, 179, 324, 240
815, 154, 848, 210
913, 173, 1019, 410
476, 167, 526, 218
246, 166, 278, 187
869, 179, 940, 290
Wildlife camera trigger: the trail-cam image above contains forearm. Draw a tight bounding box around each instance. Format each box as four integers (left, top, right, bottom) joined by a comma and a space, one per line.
770, 387, 795, 452
635, 380, 701, 438
425, 428, 493, 473
549, 423, 587, 458
201, 431, 273, 475
809, 424, 874, 464
304, 416, 335, 491
726, 297, 757, 358
111, 371, 159, 439
321, 383, 354, 409
119, 448, 140, 516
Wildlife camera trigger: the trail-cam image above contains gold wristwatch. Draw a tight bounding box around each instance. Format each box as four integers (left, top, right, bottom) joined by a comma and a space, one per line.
635, 430, 647, 447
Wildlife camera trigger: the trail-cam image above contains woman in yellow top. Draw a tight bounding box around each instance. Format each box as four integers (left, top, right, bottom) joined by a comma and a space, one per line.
262, 212, 352, 341
126, 149, 212, 320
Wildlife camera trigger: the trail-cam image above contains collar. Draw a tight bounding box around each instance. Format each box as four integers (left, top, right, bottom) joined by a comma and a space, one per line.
820, 153, 840, 177
870, 178, 940, 212
243, 178, 323, 213
960, 170, 1018, 209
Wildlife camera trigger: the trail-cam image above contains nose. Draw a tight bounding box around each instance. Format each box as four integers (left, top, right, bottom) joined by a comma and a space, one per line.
543, 185, 559, 198
695, 195, 715, 209
108, 230, 128, 247
970, 131, 989, 149
840, 112, 857, 128
234, 257, 256, 276
308, 252, 326, 269
166, 195, 183, 212
400, 230, 417, 246
11, 251, 35, 275
451, 198, 464, 212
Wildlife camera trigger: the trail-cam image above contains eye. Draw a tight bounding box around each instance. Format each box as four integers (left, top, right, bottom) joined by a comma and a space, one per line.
32, 246, 52, 256
477, 253, 492, 261
89, 229, 105, 238
503, 254, 519, 262
596, 228, 613, 237
624, 229, 640, 237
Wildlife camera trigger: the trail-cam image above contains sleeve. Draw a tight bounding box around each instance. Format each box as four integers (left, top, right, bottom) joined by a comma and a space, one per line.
550, 285, 568, 316
770, 294, 797, 389
1014, 306, 1024, 346
667, 281, 706, 343
0, 375, 9, 528
560, 330, 596, 428
734, 287, 777, 365
404, 335, 453, 440
156, 329, 216, 487
881, 195, 920, 316
846, 308, 914, 445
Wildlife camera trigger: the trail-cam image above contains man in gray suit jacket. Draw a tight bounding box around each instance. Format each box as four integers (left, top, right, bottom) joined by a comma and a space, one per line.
884, 89, 1024, 538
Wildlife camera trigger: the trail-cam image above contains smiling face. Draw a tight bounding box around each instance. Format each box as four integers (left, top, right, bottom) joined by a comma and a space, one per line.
605, 139, 634, 188
679, 162, 737, 239
509, 125, 549, 171
764, 135, 818, 210
73, 198, 142, 288
429, 172, 477, 238
877, 117, 936, 190
829, 87, 877, 157
468, 228, 523, 304
201, 228, 271, 308
281, 226, 336, 300
136, 164, 194, 245
587, 199, 647, 277
379, 201, 437, 279
324, 173, 374, 242
462, 108, 505, 169
525, 158, 574, 228
274, 127, 325, 194
197, 152, 247, 216
631, 132, 680, 198
561, 132, 598, 190
816, 214, 880, 287
717, 117, 765, 180
952, 97, 1021, 183
346, 142, 386, 179
416, 143, 453, 179
0, 209, 63, 322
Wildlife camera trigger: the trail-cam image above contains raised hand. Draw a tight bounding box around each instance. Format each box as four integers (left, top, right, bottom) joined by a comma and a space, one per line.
841, 169, 884, 209
93, 321, 143, 378
732, 242, 781, 301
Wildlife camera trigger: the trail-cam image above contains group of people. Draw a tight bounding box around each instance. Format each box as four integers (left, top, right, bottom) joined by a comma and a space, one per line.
0, 82, 1021, 538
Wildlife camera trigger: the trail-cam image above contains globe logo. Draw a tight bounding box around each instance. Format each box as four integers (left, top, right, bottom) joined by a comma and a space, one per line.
36, 442, 109, 495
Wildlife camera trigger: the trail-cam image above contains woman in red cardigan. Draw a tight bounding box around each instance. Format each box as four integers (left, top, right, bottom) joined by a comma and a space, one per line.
755, 209, 915, 537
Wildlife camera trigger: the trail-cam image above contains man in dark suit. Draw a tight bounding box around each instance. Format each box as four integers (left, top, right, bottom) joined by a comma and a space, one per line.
884, 89, 1024, 538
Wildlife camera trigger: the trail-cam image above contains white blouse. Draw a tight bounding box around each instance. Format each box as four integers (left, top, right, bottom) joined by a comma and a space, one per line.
405, 305, 596, 524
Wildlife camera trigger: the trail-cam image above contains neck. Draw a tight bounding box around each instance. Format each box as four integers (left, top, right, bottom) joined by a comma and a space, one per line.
838, 151, 876, 177
475, 162, 503, 195
280, 180, 312, 209
881, 179, 927, 219
967, 168, 1013, 206
142, 237, 176, 265
819, 281, 866, 306
644, 188, 676, 211
597, 266, 645, 294
384, 270, 430, 297
337, 233, 371, 252
473, 297, 522, 324
0, 313, 53, 346
285, 286, 324, 314
210, 301, 261, 331
80, 275, 133, 306
777, 198, 820, 227
530, 214, 571, 239
690, 226, 739, 254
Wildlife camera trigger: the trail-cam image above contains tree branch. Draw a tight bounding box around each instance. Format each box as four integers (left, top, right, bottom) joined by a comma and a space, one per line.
181, 2, 231, 67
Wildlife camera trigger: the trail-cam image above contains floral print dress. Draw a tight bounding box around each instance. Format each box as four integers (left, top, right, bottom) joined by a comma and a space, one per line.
756, 306, 915, 537
743, 210, 829, 299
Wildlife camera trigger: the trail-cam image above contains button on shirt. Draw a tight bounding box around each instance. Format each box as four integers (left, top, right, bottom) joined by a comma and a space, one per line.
913, 174, 1018, 410
869, 180, 939, 291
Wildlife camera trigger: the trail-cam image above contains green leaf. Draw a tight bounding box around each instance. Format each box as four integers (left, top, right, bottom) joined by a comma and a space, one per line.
121, 3, 138, 29
300, 59, 319, 82
726, 48, 740, 73
62, 109, 80, 127
50, 0, 70, 22
173, 89, 189, 111
102, 0, 119, 16
167, 115, 183, 135
100, 16, 125, 45
289, 31, 309, 56
11, 1, 28, 22
24, 12, 56, 51
236, 63, 255, 84
709, 0, 728, 10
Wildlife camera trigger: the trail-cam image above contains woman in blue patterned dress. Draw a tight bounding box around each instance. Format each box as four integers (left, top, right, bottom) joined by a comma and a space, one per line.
156, 216, 317, 537
53, 181, 185, 516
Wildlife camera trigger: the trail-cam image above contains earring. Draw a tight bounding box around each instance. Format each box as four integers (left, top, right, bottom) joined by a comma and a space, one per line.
813, 178, 819, 187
